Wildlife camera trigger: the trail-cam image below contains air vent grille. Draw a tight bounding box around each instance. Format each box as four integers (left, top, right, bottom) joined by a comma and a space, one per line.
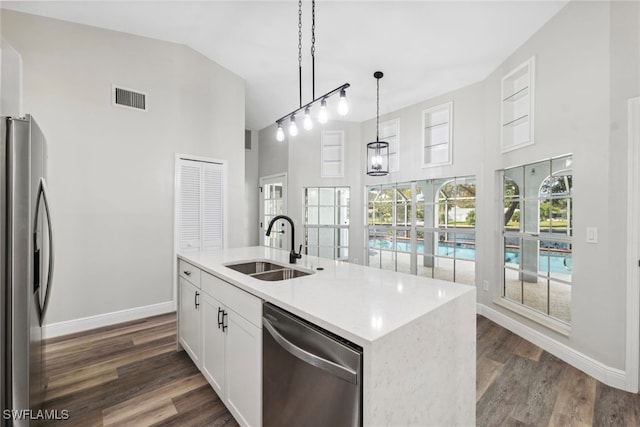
245, 130, 252, 150
112, 85, 147, 111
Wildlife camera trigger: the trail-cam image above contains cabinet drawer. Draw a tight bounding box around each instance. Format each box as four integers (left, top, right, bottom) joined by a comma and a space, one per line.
179, 260, 201, 288
201, 272, 262, 327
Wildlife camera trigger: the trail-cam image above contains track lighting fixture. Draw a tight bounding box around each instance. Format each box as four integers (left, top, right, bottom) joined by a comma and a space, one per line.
274, 0, 349, 140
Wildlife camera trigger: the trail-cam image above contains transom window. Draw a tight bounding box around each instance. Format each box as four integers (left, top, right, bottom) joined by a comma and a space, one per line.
304, 187, 350, 260
501, 155, 573, 324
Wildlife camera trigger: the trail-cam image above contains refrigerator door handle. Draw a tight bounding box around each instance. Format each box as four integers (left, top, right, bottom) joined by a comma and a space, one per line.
34, 177, 54, 325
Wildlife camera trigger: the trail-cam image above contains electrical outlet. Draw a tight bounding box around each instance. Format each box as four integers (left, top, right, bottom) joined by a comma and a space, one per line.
483, 280, 489, 291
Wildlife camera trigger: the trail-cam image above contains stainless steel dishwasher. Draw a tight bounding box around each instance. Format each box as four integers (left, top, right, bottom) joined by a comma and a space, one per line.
262, 303, 363, 427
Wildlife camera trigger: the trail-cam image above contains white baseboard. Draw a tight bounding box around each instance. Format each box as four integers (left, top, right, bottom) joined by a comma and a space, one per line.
477, 303, 628, 391
43, 301, 175, 339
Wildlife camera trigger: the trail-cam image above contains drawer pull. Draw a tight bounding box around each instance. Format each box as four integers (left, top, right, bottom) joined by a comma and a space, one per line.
221, 310, 228, 332
217, 307, 224, 329
183, 270, 192, 276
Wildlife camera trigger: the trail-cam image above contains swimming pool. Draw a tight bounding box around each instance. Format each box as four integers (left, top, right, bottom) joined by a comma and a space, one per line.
368, 238, 572, 274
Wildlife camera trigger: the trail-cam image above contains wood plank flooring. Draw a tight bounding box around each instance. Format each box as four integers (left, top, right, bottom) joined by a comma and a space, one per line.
42, 313, 640, 426
476, 315, 640, 427
42, 313, 238, 427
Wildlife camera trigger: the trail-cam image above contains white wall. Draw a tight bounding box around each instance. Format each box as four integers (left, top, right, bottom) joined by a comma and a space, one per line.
245, 130, 260, 246
257, 120, 362, 258
258, 0, 639, 378
0, 36, 22, 116
286, 120, 363, 261
1, 10, 246, 325
360, 82, 486, 264
258, 122, 288, 179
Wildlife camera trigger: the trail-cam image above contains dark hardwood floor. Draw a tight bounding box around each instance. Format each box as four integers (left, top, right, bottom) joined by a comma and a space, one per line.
476, 315, 640, 427
42, 313, 238, 426
42, 313, 640, 426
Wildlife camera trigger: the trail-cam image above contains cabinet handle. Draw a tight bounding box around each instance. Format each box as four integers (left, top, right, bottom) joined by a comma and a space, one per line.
217, 307, 224, 329
183, 270, 192, 276
222, 311, 228, 332
194, 291, 200, 309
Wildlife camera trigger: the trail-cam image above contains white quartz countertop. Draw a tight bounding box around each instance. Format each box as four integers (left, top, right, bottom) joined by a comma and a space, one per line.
178, 246, 475, 346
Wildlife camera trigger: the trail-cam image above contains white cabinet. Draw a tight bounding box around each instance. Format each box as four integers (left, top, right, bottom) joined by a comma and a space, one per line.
201, 292, 226, 396
178, 277, 202, 367
201, 272, 262, 427
177, 259, 262, 427
225, 311, 261, 427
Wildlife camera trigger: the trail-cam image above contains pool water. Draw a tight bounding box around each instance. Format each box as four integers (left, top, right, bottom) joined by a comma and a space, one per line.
368, 239, 572, 274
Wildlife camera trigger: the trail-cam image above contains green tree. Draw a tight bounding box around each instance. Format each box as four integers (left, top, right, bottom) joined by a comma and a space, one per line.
466, 210, 476, 226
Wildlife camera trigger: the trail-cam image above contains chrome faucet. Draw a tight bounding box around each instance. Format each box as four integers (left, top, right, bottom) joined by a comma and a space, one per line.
265, 215, 302, 264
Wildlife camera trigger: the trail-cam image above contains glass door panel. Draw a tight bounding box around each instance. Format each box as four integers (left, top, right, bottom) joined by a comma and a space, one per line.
260, 175, 286, 249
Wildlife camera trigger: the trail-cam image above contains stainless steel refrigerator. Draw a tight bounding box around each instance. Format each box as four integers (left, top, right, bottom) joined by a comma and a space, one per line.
1, 115, 54, 426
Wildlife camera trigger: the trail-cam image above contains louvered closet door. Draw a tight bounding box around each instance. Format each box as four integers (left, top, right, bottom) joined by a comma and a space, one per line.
178, 159, 224, 252
202, 163, 223, 249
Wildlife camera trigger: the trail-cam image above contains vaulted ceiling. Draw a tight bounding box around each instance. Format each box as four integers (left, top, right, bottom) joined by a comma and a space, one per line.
1, 1, 568, 130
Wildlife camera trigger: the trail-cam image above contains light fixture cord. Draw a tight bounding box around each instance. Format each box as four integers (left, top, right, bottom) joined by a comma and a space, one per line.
311, 0, 316, 100
298, 0, 303, 108
376, 77, 380, 142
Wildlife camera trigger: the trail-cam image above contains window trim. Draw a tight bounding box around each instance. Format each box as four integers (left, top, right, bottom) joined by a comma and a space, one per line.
366, 176, 476, 284
320, 130, 345, 178
303, 186, 350, 260
422, 102, 453, 168
500, 154, 573, 326
379, 118, 400, 173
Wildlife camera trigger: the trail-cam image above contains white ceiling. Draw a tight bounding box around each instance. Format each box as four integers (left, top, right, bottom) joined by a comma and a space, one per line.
1, 1, 568, 131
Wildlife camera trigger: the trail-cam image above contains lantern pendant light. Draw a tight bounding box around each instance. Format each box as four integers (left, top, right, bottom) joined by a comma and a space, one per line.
367, 71, 389, 176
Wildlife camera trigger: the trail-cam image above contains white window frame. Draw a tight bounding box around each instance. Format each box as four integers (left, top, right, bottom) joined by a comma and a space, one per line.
365, 177, 476, 285
303, 186, 350, 261
320, 130, 345, 178
422, 102, 453, 168
260, 173, 288, 249
499, 155, 573, 332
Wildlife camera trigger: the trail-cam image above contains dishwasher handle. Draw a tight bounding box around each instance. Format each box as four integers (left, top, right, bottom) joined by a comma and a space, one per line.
263, 317, 358, 385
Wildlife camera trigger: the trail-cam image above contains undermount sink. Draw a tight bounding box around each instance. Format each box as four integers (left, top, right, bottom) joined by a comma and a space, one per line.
225, 261, 281, 275
224, 260, 313, 281
251, 268, 310, 281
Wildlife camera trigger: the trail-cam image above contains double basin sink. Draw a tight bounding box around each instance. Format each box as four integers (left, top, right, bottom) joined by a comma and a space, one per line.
225, 260, 312, 282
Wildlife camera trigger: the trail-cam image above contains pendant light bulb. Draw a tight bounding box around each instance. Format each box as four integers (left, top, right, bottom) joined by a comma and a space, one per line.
337, 88, 348, 116
318, 98, 328, 124
303, 107, 313, 130
289, 115, 298, 137
372, 151, 382, 169
276, 122, 285, 142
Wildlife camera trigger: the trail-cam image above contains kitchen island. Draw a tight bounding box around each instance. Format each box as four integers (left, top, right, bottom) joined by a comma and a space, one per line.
178, 246, 475, 426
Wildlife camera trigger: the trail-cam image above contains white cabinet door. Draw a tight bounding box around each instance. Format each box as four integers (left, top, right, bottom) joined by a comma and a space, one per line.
178, 278, 201, 366
225, 311, 262, 427
201, 292, 226, 397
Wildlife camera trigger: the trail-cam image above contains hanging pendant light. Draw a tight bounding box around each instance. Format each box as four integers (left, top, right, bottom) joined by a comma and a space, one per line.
367, 71, 389, 176
276, 121, 285, 142
274, 0, 349, 140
